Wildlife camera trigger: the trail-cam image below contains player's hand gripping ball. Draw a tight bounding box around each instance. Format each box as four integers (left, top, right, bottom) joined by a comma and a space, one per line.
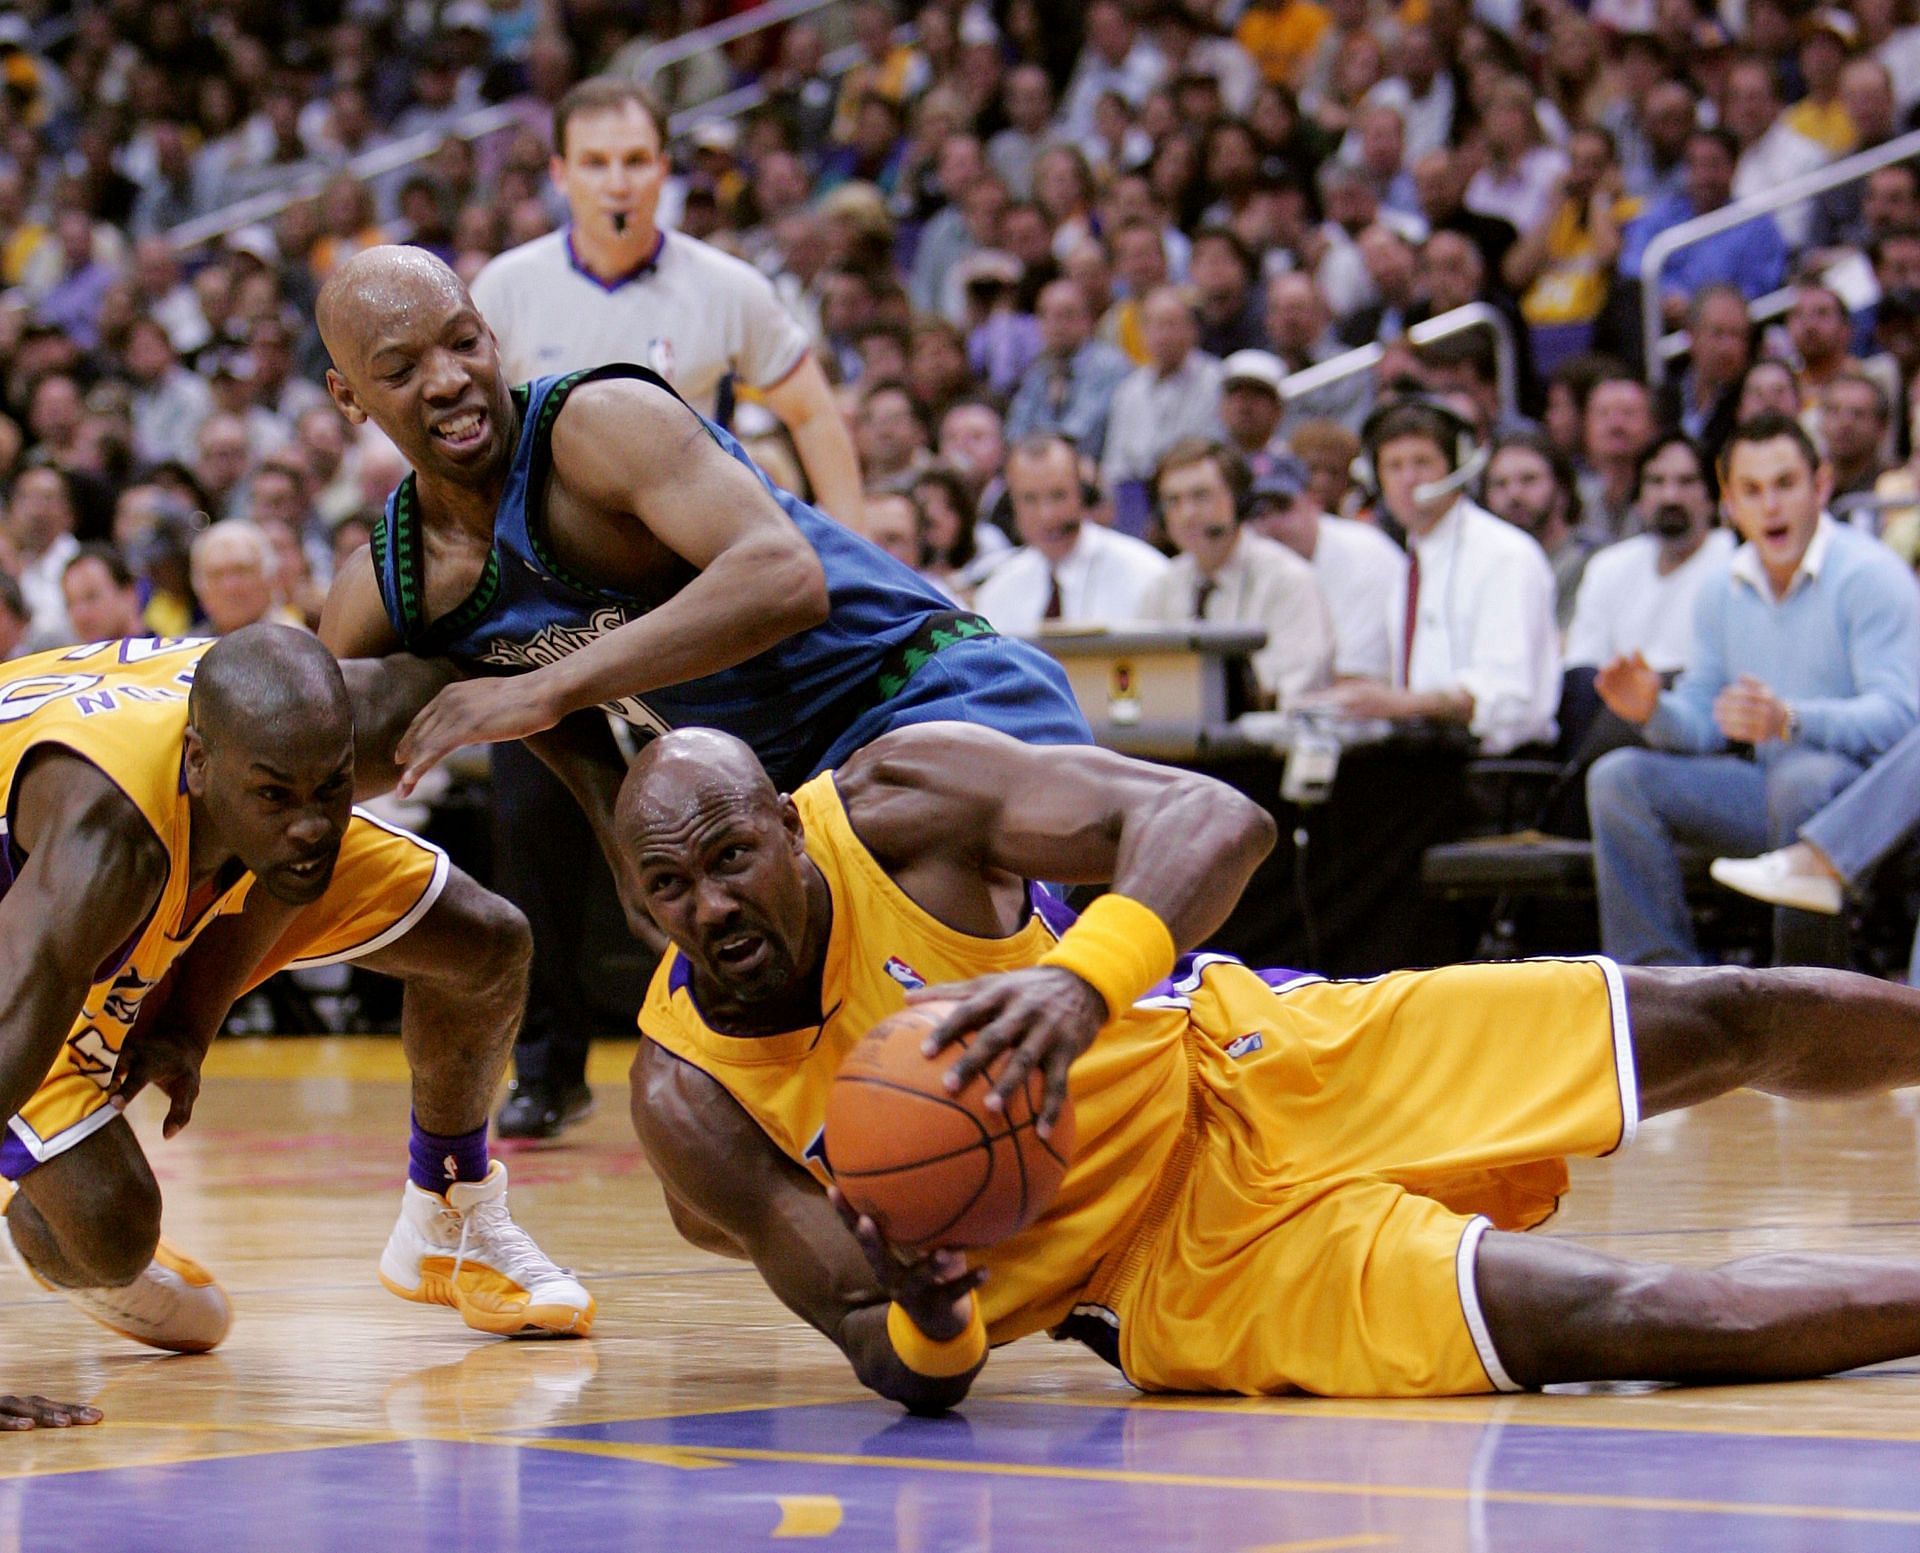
825, 1000, 1076, 1251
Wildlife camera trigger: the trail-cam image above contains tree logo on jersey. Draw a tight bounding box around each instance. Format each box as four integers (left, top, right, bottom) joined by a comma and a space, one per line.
481, 610, 673, 733
882, 955, 926, 991
0, 673, 103, 723
100, 967, 160, 1028
876, 616, 996, 699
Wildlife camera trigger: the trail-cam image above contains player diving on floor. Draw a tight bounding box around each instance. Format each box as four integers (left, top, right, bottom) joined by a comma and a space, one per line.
622, 721, 1920, 1412
0, 628, 591, 1415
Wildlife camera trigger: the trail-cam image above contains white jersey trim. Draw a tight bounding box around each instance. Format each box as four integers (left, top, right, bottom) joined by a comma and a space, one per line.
1456, 1215, 1522, 1393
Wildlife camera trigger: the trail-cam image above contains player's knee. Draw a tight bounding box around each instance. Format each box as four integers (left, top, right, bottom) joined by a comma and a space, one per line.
1584, 748, 1649, 825
58, 1169, 161, 1287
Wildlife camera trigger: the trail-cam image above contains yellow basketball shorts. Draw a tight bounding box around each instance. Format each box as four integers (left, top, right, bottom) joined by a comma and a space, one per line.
2, 811, 446, 1177
1102, 956, 1634, 1398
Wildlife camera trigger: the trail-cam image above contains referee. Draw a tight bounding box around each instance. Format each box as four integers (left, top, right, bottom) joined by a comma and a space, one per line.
471, 77, 867, 1139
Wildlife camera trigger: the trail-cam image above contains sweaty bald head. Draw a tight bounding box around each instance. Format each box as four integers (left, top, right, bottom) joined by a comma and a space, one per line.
190, 624, 353, 755
619, 728, 782, 849
317, 245, 472, 376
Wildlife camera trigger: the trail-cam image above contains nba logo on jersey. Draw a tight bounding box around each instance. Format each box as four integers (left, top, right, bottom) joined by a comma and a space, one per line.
646, 336, 676, 381
1225, 1032, 1264, 1059
883, 956, 925, 991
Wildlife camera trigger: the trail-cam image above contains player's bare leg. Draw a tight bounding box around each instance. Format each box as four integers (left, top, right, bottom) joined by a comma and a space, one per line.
1479, 965, 1920, 1387
3, 1118, 230, 1353
366, 871, 596, 1337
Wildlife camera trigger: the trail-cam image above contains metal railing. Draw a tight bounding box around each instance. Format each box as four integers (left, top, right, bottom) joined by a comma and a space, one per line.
1641, 127, 1920, 376
164, 101, 528, 253
1280, 302, 1518, 417
627, 0, 849, 86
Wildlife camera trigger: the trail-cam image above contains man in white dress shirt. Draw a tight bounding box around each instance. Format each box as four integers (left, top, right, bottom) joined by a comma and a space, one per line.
1565, 433, 1734, 676
1138, 440, 1333, 707
974, 435, 1168, 632
470, 77, 863, 526
1250, 455, 1406, 683
1297, 400, 1560, 754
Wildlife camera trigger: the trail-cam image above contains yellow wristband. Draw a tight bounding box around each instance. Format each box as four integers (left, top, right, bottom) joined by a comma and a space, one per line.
886, 1296, 987, 1378
1037, 893, 1177, 1020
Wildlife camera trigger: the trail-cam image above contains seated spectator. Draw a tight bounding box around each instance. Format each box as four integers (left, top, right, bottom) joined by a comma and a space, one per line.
124, 317, 214, 470
1785, 9, 1859, 155
988, 63, 1055, 198
1100, 218, 1171, 364
1265, 271, 1370, 434
1483, 433, 1598, 632
1464, 76, 1568, 236
1790, 283, 1905, 467
1337, 224, 1422, 347
1565, 433, 1736, 676
190, 519, 299, 635
1138, 439, 1334, 707
1003, 278, 1133, 461
1418, 332, 1536, 441
1820, 371, 1895, 504
1060, 0, 1166, 140
1622, 128, 1789, 329
1411, 147, 1517, 285
854, 379, 932, 492
1249, 452, 1406, 682
1218, 350, 1289, 471
1577, 370, 1658, 538
857, 489, 923, 570
1505, 125, 1637, 377
1188, 226, 1267, 360
937, 398, 1008, 515
1658, 285, 1752, 456
1735, 356, 1804, 423
1725, 53, 1829, 249
974, 434, 1168, 630
7, 465, 80, 651
1295, 399, 1560, 753
1100, 286, 1225, 531
911, 462, 1008, 599
1587, 415, 1920, 969
1288, 417, 1364, 519
60, 542, 146, 643
192, 411, 255, 522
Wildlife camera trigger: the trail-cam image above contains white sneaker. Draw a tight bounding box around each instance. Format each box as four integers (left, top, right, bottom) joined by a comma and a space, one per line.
3, 1216, 231, 1353
1710, 849, 1845, 915
378, 1161, 594, 1338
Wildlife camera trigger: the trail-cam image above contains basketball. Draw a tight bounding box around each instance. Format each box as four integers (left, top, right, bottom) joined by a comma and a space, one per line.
825, 999, 1077, 1252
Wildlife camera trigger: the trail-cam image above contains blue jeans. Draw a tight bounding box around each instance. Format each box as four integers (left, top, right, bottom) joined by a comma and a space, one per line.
1799, 720, 1920, 981
1588, 746, 1864, 966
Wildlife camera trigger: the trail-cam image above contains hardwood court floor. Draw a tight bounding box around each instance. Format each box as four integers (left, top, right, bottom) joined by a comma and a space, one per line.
2, 1037, 1920, 1551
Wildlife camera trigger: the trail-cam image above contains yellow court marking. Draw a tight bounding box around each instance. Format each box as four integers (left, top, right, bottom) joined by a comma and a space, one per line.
1000, 1392, 1920, 1446
492, 1439, 1920, 1527
1247, 1538, 1398, 1552
772, 1495, 845, 1537
478, 1437, 733, 1471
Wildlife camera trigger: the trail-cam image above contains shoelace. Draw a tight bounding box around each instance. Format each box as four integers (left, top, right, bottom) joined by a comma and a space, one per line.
443, 1197, 574, 1292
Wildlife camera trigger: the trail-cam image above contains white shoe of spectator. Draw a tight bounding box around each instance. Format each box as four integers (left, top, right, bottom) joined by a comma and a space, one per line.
1710, 845, 1845, 916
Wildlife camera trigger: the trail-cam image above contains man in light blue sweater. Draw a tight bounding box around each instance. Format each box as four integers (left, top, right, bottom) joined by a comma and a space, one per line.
1587, 413, 1920, 967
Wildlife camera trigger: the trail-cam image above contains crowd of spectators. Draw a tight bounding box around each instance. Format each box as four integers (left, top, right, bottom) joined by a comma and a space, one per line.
11, 0, 1920, 980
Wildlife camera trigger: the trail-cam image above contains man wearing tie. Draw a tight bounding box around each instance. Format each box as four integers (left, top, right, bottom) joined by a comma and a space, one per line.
974, 435, 1168, 632
1296, 399, 1560, 754
1138, 439, 1334, 708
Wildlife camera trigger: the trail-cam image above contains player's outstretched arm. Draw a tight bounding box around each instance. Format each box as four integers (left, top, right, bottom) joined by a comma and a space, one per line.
390, 380, 832, 789
0, 753, 169, 1127
633, 1040, 985, 1414
839, 724, 1277, 1126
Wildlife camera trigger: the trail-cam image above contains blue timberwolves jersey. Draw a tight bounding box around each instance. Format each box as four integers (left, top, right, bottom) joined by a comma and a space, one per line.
370, 365, 996, 785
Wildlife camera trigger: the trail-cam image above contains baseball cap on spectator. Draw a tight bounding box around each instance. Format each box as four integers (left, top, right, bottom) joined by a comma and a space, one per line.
1222, 349, 1287, 397
1805, 8, 1860, 48
225, 225, 279, 267
1249, 455, 1311, 507
442, 0, 491, 32
688, 119, 740, 154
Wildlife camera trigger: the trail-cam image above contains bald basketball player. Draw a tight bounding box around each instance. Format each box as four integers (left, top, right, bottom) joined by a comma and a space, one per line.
312, 247, 1085, 906
623, 723, 1920, 1412
0, 629, 591, 1393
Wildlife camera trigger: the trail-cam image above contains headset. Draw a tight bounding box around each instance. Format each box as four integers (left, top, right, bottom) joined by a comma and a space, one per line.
1351, 396, 1491, 510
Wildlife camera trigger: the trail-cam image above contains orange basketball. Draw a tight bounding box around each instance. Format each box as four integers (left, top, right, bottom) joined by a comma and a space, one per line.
825, 999, 1077, 1252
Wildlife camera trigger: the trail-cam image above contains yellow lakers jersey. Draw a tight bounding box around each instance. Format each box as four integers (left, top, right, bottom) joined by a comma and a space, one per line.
642, 771, 1216, 1345
0, 639, 254, 1104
